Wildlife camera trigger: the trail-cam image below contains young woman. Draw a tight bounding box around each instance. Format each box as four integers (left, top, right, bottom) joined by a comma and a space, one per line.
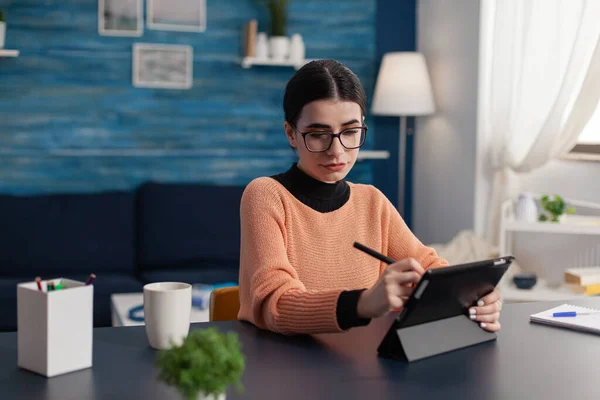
238, 60, 502, 335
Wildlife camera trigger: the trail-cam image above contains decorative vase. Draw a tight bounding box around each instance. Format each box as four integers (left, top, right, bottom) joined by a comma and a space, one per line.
196, 392, 226, 400
288, 33, 305, 64
515, 193, 538, 223
269, 36, 289, 62
0, 22, 6, 49
254, 32, 268, 60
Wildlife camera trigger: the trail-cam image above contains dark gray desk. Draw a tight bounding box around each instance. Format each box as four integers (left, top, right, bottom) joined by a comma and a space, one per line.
1, 299, 600, 400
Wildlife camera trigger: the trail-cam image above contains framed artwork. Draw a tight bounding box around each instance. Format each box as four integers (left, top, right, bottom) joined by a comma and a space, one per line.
98, 0, 143, 37
132, 43, 194, 89
147, 0, 206, 32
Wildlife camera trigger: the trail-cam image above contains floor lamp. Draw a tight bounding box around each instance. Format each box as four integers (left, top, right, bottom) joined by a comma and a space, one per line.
371, 52, 436, 215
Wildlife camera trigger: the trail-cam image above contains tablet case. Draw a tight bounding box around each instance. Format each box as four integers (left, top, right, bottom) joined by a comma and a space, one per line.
377, 256, 513, 362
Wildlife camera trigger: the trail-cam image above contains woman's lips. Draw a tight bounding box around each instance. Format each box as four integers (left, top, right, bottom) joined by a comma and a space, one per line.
322, 163, 346, 172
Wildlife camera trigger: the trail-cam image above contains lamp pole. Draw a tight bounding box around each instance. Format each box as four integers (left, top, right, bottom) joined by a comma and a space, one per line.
398, 115, 407, 216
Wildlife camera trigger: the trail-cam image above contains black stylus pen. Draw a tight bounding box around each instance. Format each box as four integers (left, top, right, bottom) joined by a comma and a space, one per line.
353, 242, 397, 265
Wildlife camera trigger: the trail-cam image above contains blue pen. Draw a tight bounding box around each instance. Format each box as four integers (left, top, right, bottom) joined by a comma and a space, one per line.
553, 311, 599, 317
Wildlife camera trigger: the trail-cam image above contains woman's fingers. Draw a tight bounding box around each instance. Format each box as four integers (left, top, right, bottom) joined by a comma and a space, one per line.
479, 321, 501, 332
389, 258, 425, 276
478, 290, 501, 307
471, 300, 501, 316
384, 270, 421, 286
384, 271, 420, 309
470, 312, 500, 323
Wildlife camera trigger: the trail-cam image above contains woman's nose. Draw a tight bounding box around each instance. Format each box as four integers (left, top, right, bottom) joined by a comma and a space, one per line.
327, 136, 345, 156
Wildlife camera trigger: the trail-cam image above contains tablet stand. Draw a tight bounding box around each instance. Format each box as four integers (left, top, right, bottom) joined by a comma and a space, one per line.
377, 314, 497, 362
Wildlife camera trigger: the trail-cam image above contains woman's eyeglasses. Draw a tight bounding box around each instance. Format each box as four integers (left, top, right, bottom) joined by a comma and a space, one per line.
294, 126, 368, 153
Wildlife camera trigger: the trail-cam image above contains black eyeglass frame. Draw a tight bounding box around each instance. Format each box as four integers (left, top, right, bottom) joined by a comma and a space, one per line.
292, 125, 369, 153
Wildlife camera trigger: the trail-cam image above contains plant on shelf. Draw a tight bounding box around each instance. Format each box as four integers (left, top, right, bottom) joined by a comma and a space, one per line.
0, 9, 6, 50
538, 195, 575, 223
254, 0, 291, 61
156, 328, 246, 400
255, 0, 289, 37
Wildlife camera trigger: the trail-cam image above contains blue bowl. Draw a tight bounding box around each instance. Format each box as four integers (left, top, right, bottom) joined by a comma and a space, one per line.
513, 273, 537, 289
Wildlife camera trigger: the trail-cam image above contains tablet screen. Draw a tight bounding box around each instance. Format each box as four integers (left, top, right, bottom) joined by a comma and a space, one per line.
396, 257, 512, 328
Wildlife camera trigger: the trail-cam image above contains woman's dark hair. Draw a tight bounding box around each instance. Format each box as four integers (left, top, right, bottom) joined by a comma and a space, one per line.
283, 60, 367, 127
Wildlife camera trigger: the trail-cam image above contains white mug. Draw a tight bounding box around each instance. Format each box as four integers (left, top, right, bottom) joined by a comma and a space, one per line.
143, 282, 192, 350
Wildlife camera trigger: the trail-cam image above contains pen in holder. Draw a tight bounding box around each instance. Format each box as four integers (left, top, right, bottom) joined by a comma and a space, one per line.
17, 278, 93, 377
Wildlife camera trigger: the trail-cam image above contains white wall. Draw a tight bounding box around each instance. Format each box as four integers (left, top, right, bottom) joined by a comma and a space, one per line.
414, 0, 481, 244
519, 159, 600, 204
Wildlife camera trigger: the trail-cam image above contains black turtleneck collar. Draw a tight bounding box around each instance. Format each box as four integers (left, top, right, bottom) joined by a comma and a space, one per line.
271, 163, 350, 213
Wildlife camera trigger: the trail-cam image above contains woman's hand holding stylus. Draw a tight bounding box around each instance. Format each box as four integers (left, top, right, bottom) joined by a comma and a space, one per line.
356, 258, 425, 319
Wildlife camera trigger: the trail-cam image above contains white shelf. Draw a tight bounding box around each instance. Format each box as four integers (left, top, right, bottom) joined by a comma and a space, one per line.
498, 278, 587, 303
241, 56, 312, 70
357, 150, 390, 160
499, 195, 600, 256
504, 220, 600, 235
0, 49, 19, 57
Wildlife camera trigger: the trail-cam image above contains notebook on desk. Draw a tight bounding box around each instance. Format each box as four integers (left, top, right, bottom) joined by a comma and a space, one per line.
530, 304, 600, 335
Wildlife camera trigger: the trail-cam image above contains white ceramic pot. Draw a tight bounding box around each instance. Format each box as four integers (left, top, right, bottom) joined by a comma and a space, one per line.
515, 193, 538, 223
254, 32, 269, 60
288, 33, 305, 64
196, 392, 226, 400
269, 36, 289, 61
0, 22, 6, 49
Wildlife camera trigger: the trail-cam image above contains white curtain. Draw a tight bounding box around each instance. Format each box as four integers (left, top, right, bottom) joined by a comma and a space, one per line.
479, 0, 600, 245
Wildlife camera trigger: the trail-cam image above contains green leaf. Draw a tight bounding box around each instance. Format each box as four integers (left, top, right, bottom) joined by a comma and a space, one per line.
539, 214, 548, 222
156, 328, 246, 399
567, 207, 576, 215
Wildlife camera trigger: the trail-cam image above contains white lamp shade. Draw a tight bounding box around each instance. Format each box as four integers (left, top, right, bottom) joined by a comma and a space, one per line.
371, 52, 435, 116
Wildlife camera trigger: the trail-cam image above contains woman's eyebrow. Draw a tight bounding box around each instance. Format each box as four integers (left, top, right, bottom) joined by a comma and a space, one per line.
304, 122, 331, 129
304, 119, 360, 129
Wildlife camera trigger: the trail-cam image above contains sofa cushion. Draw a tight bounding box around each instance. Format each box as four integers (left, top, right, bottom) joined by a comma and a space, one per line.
67, 273, 144, 328
0, 274, 142, 332
136, 182, 245, 272
0, 191, 135, 277
140, 264, 239, 286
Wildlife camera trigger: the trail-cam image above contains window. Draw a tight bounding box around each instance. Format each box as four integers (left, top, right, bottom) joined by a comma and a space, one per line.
568, 103, 600, 159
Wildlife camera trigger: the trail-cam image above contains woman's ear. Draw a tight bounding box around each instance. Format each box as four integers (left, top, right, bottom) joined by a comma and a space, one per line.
284, 121, 298, 148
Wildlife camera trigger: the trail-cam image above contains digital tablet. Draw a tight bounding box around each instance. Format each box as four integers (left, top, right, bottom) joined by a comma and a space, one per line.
394, 256, 514, 329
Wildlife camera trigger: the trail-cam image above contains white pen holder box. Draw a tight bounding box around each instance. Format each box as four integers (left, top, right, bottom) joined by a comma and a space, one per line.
17, 278, 93, 377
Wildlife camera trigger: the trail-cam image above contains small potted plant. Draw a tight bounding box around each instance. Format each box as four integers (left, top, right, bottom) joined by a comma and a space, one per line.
538, 194, 575, 223
257, 0, 290, 61
156, 328, 246, 400
0, 9, 6, 49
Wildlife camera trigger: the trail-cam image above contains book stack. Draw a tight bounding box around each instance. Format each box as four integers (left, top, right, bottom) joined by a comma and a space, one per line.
565, 267, 600, 295
242, 19, 258, 58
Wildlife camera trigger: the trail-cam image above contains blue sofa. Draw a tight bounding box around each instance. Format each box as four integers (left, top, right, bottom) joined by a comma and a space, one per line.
0, 182, 246, 332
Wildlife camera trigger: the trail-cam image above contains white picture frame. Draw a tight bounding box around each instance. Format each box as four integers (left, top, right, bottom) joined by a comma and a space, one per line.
132, 44, 194, 90
147, 0, 206, 32
98, 0, 143, 37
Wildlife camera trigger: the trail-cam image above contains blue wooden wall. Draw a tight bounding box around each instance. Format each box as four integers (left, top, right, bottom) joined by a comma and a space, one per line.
0, 0, 377, 194
373, 0, 417, 225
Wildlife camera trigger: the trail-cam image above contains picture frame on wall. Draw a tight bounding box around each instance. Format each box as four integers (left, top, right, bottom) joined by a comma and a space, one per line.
132, 43, 194, 90
147, 0, 206, 32
98, 0, 143, 37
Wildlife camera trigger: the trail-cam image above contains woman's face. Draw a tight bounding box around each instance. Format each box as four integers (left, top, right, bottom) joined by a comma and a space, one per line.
284, 99, 363, 183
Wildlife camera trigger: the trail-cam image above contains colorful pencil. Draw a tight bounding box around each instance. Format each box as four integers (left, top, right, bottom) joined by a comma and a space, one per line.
85, 273, 96, 286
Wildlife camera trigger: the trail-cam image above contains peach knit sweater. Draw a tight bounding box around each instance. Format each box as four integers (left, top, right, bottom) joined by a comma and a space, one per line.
238, 177, 448, 335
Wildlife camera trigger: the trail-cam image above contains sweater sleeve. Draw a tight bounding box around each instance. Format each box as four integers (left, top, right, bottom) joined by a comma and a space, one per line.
382, 195, 449, 270
237, 179, 345, 335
